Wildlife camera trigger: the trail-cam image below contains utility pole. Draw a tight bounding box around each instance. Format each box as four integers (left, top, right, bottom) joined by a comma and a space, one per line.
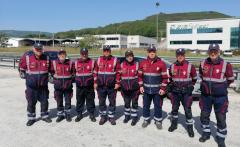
38, 31, 41, 43
156, 2, 160, 48
52, 33, 55, 48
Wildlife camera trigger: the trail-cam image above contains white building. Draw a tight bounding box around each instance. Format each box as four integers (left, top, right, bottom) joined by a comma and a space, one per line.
6, 38, 23, 47
76, 34, 157, 49
127, 35, 157, 48
167, 18, 240, 51
76, 34, 128, 49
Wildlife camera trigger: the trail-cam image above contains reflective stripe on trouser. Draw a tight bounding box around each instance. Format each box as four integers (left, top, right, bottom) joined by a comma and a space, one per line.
54, 89, 73, 116
27, 112, 36, 120
97, 87, 117, 118
199, 95, 228, 137
121, 90, 139, 118
169, 92, 193, 125
25, 86, 49, 120
142, 93, 163, 122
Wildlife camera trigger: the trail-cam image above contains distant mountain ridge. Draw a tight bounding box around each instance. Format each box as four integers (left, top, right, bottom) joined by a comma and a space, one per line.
0, 11, 232, 39
0, 30, 52, 38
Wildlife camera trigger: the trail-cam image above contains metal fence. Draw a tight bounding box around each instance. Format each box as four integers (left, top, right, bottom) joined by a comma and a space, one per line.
0, 54, 240, 91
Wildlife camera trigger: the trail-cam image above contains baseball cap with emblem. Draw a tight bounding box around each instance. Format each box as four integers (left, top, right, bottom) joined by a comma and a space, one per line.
103, 45, 111, 51
58, 48, 66, 55
125, 50, 134, 57
208, 43, 220, 52
33, 43, 43, 51
176, 48, 185, 56
80, 48, 88, 56
147, 46, 156, 52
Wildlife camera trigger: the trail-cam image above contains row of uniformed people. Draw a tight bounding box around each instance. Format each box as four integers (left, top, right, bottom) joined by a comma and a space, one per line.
19, 43, 233, 147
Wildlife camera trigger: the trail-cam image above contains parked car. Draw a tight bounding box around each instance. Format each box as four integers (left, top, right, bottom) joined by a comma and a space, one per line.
44, 50, 59, 60
223, 50, 233, 57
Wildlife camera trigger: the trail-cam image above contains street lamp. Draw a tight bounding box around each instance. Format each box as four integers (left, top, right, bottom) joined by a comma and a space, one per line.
156, 2, 160, 48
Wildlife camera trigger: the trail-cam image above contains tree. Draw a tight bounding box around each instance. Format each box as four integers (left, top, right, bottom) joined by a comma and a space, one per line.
78, 35, 105, 49
0, 33, 8, 47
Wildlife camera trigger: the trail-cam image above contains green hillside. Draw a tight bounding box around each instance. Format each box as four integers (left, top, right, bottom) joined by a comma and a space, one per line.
0, 30, 52, 38
55, 11, 231, 39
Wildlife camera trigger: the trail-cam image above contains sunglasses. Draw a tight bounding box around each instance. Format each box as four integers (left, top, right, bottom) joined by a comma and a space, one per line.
209, 50, 218, 54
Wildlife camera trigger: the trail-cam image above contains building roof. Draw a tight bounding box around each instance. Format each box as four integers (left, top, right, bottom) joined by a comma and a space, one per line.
167, 17, 240, 23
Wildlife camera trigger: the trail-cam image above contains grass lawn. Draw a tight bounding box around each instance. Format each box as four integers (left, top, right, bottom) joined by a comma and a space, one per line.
0, 46, 208, 57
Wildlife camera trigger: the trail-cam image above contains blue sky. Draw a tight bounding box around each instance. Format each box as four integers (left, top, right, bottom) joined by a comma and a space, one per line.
0, 0, 239, 32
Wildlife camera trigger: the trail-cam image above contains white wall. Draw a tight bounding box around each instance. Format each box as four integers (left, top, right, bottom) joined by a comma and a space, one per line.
127, 35, 157, 48
7, 38, 21, 47
77, 34, 157, 49
167, 18, 240, 51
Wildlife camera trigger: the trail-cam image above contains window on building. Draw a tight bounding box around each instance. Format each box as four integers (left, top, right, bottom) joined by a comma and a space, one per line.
170, 40, 192, 45
230, 27, 240, 49
106, 37, 119, 40
109, 45, 119, 48
129, 43, 137, 45
98, 38, 105, 40
140, 43, 149, 46
197, 40, 222, 44
197, 27, 223, 33
120, 37, 127, 41
121, 45, 127, 48
170, 28, 192, 34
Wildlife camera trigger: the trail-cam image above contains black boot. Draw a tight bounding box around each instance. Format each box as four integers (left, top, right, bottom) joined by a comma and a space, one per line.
65, 114, 72, 122
26, 120, 35, 126
155, 121, 162, 130
217, 142, 226, 147
42, 117, 52, 123
187, 125, 194, 137
199, 134, 210, 142
75, 114, 83, 122
131, 117, 138, 126
168, 120, 178, 132
56, 116, 65, 123
142, 120, 150, 128
109, 118, 116, 125
216, 136, 226, 147
89, 114, 96, 122
123, 115, 130, 123
99, 116, 107, 125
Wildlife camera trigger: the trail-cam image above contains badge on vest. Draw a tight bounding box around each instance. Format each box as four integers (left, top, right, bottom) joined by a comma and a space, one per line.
216, 69, 220, 73
203, 66, 209, 73
173, 69, 178, 75
122, 69, 127, 74
30, 62, 36, 68
143, 64, 147, 70
156, 67, 159, 71
183, 71, 186, 75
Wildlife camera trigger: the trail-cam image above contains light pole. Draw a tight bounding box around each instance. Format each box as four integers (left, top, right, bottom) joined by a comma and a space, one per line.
52, 33, 55, 48
156, 2, 160, 48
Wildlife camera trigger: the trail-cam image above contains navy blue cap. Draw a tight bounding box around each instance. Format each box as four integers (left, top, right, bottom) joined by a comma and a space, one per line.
147, 46, 156, 52
103, 45, 111, 51
176, 48, 185, 55
58, 49, 66, 55
208, 43, 220, 52
80, 48, 88, 55
125, 50, 134, 57
33, 43, 43, 50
